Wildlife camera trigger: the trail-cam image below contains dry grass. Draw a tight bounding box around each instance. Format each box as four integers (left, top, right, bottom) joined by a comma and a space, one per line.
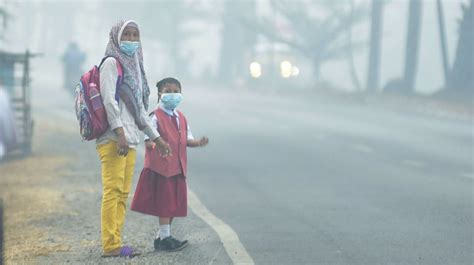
0, 118, 73, 264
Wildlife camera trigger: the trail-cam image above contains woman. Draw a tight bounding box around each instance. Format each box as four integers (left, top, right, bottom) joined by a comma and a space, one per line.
96, 20, 171, 258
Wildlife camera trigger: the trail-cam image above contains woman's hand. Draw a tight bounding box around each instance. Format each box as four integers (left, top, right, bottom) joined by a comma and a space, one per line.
114, 127, 129, 156
153, 137, 172, 157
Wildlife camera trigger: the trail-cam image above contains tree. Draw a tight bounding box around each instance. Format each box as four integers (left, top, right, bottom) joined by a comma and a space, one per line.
436, 0, 449, 85
246, 0, 367, 83
347, 0, 362, 91
366, 0, 384, 93
403, 0, 422, 92
384, 0, 422, 94
218, 0, 257, 83
0, 7, 10, 42
448, 0, 473, 92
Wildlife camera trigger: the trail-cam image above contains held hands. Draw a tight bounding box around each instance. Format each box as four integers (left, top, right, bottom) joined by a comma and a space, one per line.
147, 136, 208, 156
145, 140, 155, 150
153, 137, 172, 157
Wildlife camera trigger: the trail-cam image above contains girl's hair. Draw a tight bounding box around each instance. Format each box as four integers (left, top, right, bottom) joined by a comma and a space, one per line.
156, 77, 181, 93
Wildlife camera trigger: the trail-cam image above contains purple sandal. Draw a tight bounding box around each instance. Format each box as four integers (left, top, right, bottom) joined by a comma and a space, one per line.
120, 246, 141, 257
102, 246, 141, 258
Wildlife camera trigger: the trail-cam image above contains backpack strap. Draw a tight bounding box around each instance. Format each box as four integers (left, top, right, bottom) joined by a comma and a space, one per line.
99, 56, 123, 102
99, 56, 123, 81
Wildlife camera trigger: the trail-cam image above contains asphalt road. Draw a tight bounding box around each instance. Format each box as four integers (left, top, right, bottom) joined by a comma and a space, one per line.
19, 82, 472, 264
181, 86, 473, 265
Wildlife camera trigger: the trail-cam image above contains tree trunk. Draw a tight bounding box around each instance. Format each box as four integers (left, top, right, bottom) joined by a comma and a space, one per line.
347, 0, 362, 91
448, 0, 473, 91
366, 0, 384, 93
437, 0, 450, 87
403, 0, 422, 92
218, 4, 239, 83
218, 1, 256, 84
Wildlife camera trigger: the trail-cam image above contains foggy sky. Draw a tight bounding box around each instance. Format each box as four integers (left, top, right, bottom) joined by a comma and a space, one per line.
0, 0, 469, 93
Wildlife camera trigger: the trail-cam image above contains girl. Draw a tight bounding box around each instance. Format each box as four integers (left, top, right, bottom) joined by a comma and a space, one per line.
131, 77, 209, 252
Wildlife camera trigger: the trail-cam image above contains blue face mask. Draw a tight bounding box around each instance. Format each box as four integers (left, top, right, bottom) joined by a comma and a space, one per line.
160, 93, 183, 110
119, 41, 140, 56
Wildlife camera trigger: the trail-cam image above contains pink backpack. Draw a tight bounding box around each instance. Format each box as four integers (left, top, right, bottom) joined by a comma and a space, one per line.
74, 57, 123, 141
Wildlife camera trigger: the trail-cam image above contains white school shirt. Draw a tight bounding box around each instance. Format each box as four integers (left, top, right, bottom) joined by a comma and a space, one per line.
144, 103, 194, 141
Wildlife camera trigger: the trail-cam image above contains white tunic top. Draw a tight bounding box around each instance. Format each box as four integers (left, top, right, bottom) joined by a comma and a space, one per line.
96, 57, 159, 148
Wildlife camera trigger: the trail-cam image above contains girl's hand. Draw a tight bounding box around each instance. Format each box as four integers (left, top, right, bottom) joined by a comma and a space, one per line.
145, 140, 155, 150
186, 137, 209, 147
198, 136, 209, 147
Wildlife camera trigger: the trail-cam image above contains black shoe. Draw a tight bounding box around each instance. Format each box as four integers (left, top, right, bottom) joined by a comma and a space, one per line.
154, 238, 161, 250
158, 236, 188, 252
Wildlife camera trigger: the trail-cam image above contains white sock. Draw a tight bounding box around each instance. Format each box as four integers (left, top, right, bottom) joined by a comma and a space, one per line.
155, 228, 160, 239
159, 224, 171, 239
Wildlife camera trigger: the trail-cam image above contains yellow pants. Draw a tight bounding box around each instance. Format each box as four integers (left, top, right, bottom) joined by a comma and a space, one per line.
96, 141, 136, 252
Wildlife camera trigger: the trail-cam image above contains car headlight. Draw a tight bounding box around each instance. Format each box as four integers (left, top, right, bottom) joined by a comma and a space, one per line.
291, 66, 300, 77
280, 61, 292, 78
249, 62, 262, 78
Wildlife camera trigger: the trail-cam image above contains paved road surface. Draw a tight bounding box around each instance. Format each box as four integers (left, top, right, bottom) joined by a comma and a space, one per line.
183, 86, 473, 265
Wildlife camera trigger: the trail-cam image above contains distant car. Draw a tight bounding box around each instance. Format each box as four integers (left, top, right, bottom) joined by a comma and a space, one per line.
247, 40, 310, 87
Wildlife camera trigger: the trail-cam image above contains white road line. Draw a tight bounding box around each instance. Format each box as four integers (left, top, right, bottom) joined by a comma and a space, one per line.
188, 189, 254, 265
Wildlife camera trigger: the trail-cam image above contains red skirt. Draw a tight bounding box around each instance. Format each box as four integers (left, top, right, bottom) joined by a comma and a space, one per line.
131, 168, 187, 217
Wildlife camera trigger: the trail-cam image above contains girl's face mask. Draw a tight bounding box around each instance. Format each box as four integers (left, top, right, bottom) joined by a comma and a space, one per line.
160, 93, 183, 110
119, 41, 140, 56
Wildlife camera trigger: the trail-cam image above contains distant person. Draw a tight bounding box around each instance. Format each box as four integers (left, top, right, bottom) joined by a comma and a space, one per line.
96, 20, 171, 258
0, 84, 17, 160
131, 77, 209, 251
62, 42, 86, 94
